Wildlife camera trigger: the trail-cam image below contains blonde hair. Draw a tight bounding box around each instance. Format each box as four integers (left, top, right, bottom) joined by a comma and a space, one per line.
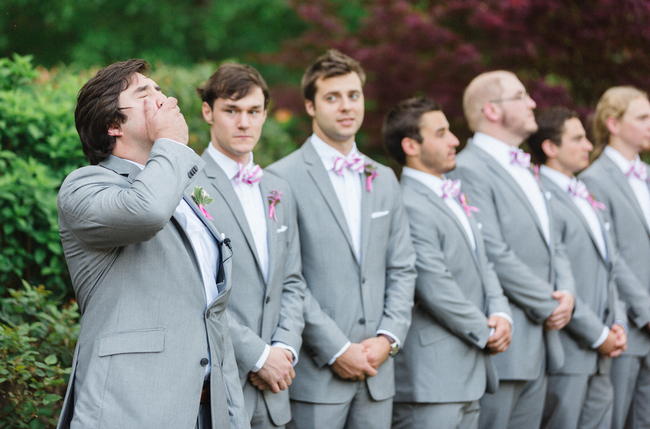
463, 70, 516, 131
593, 86, 647, 146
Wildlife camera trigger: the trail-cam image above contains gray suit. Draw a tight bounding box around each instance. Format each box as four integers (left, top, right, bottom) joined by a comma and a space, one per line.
580, 154, 650, 429
540, 174, 629, 429
449, 141, 575, 429
267, 138, 416, 429
392, 175, 511, 429
193, 151, 306, 428
56, 140, 247, 428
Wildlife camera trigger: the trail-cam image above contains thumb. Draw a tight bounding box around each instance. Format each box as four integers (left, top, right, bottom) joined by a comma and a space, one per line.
551, 291, 563, 300
143, 98, 154, 123
487, 318, 497, 328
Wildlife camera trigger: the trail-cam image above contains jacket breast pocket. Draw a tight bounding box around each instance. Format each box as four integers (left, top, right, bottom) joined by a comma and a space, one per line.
97, 328, 165, 357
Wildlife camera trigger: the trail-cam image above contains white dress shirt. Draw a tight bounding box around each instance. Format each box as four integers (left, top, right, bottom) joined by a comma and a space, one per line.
473, 132, 551, 243
540, 166, 609, 348
604, 146, 650, 230
207, 144, 297, 370
311, 134, 399, 364
402, 167, 513, 329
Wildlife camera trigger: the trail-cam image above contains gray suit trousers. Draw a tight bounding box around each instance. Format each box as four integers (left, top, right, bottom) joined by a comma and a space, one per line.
393, 401, 480, 429
612, 353, 650, 429
478, 377, 547, 429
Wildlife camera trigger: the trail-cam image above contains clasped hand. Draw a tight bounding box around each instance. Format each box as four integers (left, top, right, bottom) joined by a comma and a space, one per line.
248, 347, 295, 393
331, 336, 392, 381
544, 290, 574, 330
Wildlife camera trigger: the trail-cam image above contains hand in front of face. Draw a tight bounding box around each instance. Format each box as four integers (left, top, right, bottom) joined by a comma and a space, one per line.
486, 315, 512, 354
544, 291, 574, 330
331, 343, 377, 381
144, 97, 188, 145
248, 346, 295, 393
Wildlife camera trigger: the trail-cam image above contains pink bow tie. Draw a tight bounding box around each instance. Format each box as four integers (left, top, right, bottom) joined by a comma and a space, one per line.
510, 149, 531, 168
626, 160, 648, 182
234, 163, 263, 185
568, 178, 606, 211
441, 179, 462, 199
332, 154, 365, 175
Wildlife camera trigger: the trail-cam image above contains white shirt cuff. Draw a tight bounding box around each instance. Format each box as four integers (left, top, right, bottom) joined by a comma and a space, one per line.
252, 344, 271, 372
490, 312, 514, 326
376, 329, 401, 347
327, 341, 351, 366
614, 320, 628, 333
272, 342, 299, 366
591, 327, 610, 349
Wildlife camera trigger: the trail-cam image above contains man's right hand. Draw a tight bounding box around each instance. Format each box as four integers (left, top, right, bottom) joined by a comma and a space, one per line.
251, 346, 295, 393
144, 97, 189, 145
331, 343, 377, 381
597, 329, 619, 357
544, 291, 574, 330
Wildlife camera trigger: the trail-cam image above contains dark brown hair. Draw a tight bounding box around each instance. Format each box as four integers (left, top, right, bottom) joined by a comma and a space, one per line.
383, 96, 442, 166
75, 59, 148, 164
197, 63, 269, 109
526, 106, 579, 165
301, 49, 366, 103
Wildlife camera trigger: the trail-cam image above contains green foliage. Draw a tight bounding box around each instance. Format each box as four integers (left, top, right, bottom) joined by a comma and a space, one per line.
0, 281, 79, 428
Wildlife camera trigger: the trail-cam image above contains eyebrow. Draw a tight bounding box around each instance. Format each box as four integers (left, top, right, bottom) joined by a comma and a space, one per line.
132, 84, 160, 94
223, 103, 263, 109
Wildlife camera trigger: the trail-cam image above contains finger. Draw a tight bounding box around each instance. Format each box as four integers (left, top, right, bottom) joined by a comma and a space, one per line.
289, 367, 296, 379
143, 98, 154, 122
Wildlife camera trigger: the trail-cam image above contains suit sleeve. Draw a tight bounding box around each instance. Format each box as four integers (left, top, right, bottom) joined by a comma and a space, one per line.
221, 313, 253, 429
227, 311, 268, 373
376, 170, 417, 344
57, 139, 203, 249
482, 259, 512, 319
271, 186, 306, 353
450, 165, 558, 323
406, 195, 491, 349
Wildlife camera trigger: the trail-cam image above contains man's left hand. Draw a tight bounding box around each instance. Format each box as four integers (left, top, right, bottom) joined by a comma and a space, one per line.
360, 336, 391, 370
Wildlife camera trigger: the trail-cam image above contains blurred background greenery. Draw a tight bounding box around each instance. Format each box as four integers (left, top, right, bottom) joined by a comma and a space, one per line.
1, 0, 649, 425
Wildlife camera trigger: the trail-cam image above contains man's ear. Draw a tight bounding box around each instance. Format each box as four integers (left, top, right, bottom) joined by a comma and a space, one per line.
305, 99, 316, 118
107, 124, 123, 137
605, 116, 620, 136
201, 101, 214, 124
401, 137, 421, 158
541, 139, 559, 159
481, 102, 501, 123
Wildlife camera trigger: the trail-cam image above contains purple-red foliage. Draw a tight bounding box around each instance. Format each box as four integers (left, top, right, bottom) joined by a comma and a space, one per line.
267, 0, 650, 156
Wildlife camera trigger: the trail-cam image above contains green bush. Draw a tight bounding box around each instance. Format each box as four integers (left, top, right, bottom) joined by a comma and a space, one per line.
0, 281, 79, 428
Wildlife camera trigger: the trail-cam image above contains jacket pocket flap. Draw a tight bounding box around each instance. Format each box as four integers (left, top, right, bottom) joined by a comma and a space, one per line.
418, 327, 447, 346
98, 328, 165, 357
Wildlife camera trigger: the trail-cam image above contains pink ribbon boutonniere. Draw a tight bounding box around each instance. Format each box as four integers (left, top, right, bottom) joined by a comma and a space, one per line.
363, 163, 378, 192
191, 186, 214, 220
459, 193, 479, 218
267, 190, 283, 221
587, 194, 606, 211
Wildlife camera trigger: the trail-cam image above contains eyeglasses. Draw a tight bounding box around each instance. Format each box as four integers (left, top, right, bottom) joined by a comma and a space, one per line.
490, 91, 531, 103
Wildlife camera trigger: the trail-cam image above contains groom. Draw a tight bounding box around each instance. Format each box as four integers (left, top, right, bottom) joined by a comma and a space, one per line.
56, 59, 246, 429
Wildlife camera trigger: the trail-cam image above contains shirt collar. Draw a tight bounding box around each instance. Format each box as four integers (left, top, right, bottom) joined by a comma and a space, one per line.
540, 165, 572, 191
207, 142, 255, 181
122, 157, 145, 170
310, 133, 360, 171
402, 166, 446, 197
472, 132, 519, 167
604, 145, 640, 174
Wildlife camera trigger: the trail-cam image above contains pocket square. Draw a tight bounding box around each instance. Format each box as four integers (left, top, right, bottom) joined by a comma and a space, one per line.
371, 210, 390, 219
276, 225, 288, 233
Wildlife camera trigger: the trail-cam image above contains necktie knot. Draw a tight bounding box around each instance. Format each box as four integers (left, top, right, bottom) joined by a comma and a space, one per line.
332, 154, 365, 176
510, 149, 531, 168
626, 160, 648, 182
441, 179, 462, 200
234, 163, 263, 185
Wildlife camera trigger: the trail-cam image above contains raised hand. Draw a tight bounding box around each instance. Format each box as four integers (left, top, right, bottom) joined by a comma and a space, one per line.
144, 97, 188, 145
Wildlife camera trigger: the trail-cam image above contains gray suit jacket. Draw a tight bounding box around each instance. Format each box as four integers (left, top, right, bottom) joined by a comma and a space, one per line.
267, 138, 416, 404
394, 176, 511, 403
542, 175, 627, 375
580, 154, 650, 356
56, 140, 247, 428
449, 141, 575, 380
193, 151, 305, 425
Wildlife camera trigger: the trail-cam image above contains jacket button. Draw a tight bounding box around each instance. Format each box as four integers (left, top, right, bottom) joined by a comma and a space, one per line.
265, 296, 271, 304
200, 358, 209, 367
358, 318, 366, 325
362, 277, 366, 284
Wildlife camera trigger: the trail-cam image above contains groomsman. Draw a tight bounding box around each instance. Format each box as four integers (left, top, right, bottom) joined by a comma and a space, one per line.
56, 59, 246, 428
527, 107, 630, 429
580, 86, 650, 429
383, 96, 512, 429
193, 63, 306, 428
449, 71, 576, 429
267, 50, 416, 429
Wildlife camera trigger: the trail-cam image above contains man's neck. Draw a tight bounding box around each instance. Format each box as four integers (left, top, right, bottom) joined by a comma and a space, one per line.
210, 141, 251, 165
112, 140, 151, 165
476, 126, 524, 147
313, 128, 355, 156
406, 160, 443, 178
544, 160, 574, 178
609, 139, 639, 161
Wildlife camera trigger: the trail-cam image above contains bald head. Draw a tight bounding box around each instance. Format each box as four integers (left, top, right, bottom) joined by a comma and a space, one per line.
463, 70, 518, 131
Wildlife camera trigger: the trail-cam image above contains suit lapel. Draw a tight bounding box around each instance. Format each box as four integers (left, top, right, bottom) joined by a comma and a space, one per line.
201, 152, 262, 272
601, 156, 650, 235
301, 139, 358, 262
359, 156, 374, 268
259, 178, 279, 286
469, 143, 550, 248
